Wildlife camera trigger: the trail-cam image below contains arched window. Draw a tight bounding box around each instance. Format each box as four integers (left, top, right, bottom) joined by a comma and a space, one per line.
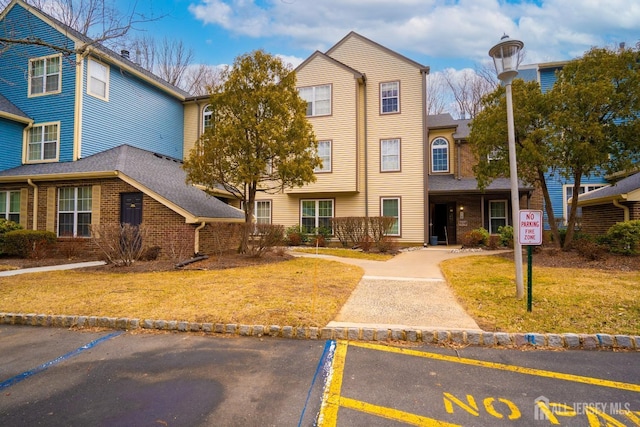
202, 104, 213, 132
431, 138, 449, 173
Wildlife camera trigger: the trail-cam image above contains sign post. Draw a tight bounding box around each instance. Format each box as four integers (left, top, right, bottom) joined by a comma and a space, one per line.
519, 210, 542, 312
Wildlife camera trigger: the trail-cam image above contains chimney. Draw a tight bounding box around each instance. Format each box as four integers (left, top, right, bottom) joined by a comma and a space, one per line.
120, 50, 130, 59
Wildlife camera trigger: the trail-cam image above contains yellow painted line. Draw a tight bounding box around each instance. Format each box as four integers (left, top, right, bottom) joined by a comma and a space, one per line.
350, 341, 640, 393
318, 340, 348, 426
341, 396, 461, 427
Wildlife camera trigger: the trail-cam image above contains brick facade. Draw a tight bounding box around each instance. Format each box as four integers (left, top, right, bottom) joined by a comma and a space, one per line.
8, 177, 239, 260
581, 201, 639, 236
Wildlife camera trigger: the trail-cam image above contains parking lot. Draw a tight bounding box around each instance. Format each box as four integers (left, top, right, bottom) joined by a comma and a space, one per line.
1, 326, 639, 426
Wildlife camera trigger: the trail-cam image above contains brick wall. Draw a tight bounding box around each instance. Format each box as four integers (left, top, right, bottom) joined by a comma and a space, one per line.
16, 177, 240, 260
581, 203, 627, 236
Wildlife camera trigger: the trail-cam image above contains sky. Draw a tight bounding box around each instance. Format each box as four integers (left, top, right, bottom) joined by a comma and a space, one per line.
126, 0, 640, 73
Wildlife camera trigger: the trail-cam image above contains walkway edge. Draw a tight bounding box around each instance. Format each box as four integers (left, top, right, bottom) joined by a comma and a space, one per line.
1, 312, 637, 351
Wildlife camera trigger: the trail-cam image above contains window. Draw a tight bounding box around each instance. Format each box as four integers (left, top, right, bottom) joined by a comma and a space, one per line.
380, 81, 399, 114
301, 199, 333, 233
87, 58, 109, 99
381, 197, 400, 236
29, 55, 61, 96
28, 123, 59, 162
315, 140, 331, 172
203, 104, 214, 132
431, 138, 449, 172
489, 200, 507, 234
298, 85, 331, 116
381, 139, 400, 172
563, 184, 607, 225
255, 200, 271, 224
58, 187, 92, 237
487, 148, 501, 162
0, 191, 20, 223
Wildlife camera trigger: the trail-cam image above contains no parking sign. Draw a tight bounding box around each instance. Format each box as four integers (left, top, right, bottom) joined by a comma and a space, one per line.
519, 210, 542, 246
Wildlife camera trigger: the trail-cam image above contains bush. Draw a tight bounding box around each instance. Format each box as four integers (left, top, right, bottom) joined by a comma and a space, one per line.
462, 227, 489, 248
3, 229, 57, 259
497, 225, 514, 248
574, 239, 606, 261
285, 225, 307, 246
332, 217, 367, 248
0, 219, 23, 254
91, 223, 148, 266
248, 223, 284, 257
603, 220, 640, 256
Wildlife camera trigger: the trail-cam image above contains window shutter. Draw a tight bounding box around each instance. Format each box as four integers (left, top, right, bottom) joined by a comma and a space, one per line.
20, 188, 29, 228
46, 187, 56, 232
92, 185, 101, 225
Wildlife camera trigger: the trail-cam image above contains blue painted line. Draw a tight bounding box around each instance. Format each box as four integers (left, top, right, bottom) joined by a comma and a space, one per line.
298, 340, 336, 427
0, 331, 123, 390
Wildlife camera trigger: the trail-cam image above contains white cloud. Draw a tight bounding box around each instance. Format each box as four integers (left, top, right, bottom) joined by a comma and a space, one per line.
188, 0, 640, 70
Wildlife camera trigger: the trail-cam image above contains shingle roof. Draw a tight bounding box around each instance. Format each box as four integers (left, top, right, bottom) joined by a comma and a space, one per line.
0, 145, 244, 221
427, 114, 471, 139
429, 174, 533, 193
578, 172, 640, 203
0, 93, 30, 121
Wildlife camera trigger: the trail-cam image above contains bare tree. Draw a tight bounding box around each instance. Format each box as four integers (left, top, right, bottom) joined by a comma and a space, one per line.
0, 0, 163, 56
181, 64, 226, 96
442, 67, 498, 119
426, 72, 450, 115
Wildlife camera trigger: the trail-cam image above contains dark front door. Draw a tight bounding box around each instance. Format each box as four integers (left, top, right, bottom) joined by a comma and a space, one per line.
121, 192, 143, 226
432, 203, 448, 243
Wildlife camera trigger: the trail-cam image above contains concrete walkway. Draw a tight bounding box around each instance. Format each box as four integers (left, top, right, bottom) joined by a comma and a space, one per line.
292, 247, 498, 331
0, 261, 106, 277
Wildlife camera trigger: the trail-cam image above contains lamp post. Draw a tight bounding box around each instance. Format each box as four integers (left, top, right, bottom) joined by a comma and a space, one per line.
489, 34, 524, 299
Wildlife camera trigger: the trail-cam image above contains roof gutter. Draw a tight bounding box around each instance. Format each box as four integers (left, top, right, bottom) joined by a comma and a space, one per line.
613, 199, 630, 222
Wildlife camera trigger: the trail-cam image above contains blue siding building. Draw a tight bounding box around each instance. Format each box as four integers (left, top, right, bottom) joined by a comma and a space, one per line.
518, 62, 608, 229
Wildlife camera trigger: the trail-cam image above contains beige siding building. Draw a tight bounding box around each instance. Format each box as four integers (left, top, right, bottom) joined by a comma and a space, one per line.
256, 32, 430, 245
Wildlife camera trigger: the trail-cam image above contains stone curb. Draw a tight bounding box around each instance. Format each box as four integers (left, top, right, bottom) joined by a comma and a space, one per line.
2, 312, 638, 351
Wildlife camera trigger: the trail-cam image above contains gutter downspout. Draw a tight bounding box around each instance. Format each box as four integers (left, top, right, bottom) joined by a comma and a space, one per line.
613, 199, 630, 221
194, 221, 206, 255
27, 179, 38, 230
363, 74, 368, 219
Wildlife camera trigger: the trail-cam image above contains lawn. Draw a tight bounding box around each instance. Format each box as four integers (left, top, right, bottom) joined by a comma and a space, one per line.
441, 255, 640, 335
0, 257, 363, 328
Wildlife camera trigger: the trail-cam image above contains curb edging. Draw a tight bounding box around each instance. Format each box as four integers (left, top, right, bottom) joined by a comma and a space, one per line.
1, 312, 638, 351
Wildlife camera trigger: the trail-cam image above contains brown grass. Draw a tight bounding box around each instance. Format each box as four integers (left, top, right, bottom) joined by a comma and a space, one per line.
0, 258, 363, 327
441, 255, 640, 335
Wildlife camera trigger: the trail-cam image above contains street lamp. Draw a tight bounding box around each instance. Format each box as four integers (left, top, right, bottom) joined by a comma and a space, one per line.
489, 34, 525, 299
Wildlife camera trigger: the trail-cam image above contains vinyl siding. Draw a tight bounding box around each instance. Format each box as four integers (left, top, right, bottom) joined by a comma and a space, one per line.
0, 3, 76, 164
294, 55, 360, 194
328, 35, 427, 243
183, 101, 204, 158
0, 118, 26, 170
543, 170, 608, 228
81, 56, 184, 160
539, 67, 561, 93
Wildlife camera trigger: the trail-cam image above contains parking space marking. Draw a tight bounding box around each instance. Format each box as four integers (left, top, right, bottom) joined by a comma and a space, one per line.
351, 341, 640, 393
0, 331, 122, 391
317, 340, 640, 426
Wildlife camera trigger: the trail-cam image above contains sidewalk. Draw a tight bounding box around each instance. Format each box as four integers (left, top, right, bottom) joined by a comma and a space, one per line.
0, 261, 106, 276
291, 247, 495, 331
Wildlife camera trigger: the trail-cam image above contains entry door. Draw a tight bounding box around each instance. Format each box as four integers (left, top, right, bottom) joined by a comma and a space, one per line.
121, 192, 143, 226
446, 202, 457, 244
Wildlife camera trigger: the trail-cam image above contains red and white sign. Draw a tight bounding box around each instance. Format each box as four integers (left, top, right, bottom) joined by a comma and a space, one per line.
519, 210, 543, 245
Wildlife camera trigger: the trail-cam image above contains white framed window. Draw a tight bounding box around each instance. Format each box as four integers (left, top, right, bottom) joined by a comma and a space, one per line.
255, 200, 271, 224
563, 184, 607, 225
0, 191, 20, 223
301, 199, 333, 233
487, 148, 501, 162
29, 54, 61, 96
431, 137, 449, 172
489, 200, 507, 234
298, 84, 331, 116
315, 140, 332, 172
203, 104, 214, 132
381, 197, 400, 236
380, 81, 399, 114
381, 138, 400, 172
58, 187, 92, 237
87, 58, 109, 100
27, 122, 59, 162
